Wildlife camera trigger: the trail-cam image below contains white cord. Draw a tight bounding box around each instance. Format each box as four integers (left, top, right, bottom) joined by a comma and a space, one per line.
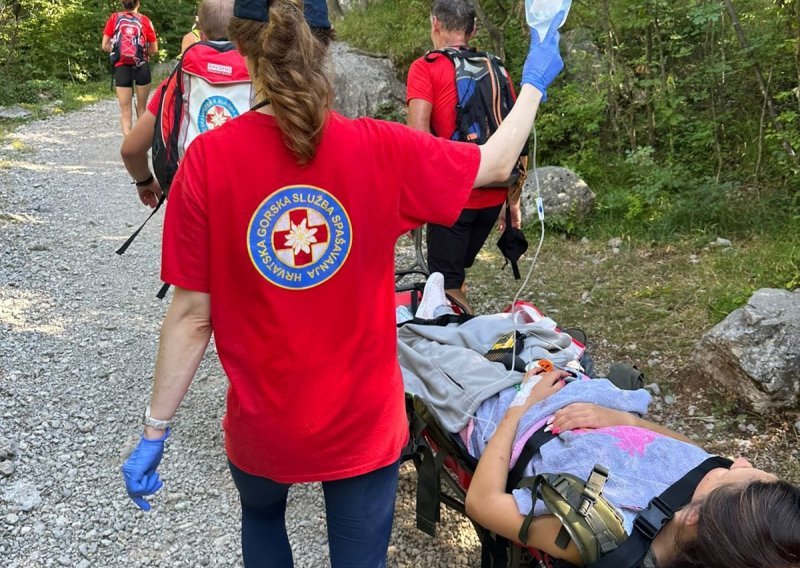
505, 121, 546, 380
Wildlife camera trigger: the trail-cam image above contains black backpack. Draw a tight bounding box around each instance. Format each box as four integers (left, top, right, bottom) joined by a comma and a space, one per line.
425, 46, 527, 186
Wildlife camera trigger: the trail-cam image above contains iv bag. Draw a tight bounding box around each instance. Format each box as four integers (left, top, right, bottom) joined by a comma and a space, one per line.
525, 0, 571, 41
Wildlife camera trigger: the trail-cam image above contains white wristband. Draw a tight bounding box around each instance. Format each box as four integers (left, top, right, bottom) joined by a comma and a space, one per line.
142, 405, 172, 430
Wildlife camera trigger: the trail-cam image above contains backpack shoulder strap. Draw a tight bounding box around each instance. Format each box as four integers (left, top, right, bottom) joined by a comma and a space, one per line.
587, 455, 733, 568
515, 456, 733, 568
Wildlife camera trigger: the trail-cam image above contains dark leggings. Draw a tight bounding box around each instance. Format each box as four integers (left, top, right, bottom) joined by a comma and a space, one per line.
228, 460, 399, 568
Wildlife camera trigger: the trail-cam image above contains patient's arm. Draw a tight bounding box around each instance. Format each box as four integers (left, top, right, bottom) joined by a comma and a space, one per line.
551, 403, 698, 446
466, 371, 583, 564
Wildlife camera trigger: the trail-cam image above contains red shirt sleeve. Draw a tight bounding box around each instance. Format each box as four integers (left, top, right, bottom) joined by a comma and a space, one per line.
103, 14, 117, 37
147, 79, 167, 115
363, 119, 480, 234
406, 57, 434, 104
141, 15, 157, 44
161, 143, 210, 293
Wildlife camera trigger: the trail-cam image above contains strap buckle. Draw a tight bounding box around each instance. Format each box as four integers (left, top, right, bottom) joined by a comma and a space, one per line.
578, 464, 609, 516
634, 496, 674, 540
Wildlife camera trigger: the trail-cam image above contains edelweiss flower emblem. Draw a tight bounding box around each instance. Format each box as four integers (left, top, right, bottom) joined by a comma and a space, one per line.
207, 106, 231, 129
247, 186, 352, 290
283, 218, 319, 255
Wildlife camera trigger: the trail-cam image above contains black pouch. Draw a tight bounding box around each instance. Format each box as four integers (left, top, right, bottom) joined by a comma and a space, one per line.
485, 331, 526, 371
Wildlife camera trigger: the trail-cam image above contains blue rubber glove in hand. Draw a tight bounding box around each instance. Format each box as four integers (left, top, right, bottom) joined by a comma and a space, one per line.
121, 429, 169, 511
521, 10, 565, 101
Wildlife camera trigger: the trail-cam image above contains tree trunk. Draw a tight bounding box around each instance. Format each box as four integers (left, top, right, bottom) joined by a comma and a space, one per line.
722, 0, 797, 163
327, 0, 345, 20
472, 0, 505, 59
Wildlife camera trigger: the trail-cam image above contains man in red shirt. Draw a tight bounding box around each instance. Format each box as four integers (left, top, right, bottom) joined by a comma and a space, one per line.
101, 0, 158, 136
407, 0, 525, 313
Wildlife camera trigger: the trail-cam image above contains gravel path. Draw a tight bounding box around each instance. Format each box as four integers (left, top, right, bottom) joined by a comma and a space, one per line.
0, 100, 480, 567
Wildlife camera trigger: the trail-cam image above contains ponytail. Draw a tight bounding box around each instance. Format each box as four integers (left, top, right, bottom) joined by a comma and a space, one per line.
229, 0, 332, 164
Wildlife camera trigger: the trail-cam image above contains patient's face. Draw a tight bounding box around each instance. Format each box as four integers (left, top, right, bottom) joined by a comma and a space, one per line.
692, 458, 778, 500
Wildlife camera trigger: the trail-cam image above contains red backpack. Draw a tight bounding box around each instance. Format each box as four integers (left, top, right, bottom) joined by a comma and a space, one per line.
111, 12, 146, 67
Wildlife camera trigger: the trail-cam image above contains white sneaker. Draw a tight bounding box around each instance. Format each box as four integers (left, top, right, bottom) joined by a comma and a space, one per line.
415, 272, 454, 319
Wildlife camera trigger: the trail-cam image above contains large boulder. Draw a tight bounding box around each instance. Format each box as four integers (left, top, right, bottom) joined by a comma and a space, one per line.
329, 42, 405, 119
520, 166, 595, 225
692, 288, 800, 412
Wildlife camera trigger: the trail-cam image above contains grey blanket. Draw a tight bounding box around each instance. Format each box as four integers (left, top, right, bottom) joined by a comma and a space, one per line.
398, 313, 581, 431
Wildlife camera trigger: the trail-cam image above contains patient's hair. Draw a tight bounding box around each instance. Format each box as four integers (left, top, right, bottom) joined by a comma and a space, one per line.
667, 480, 800, 568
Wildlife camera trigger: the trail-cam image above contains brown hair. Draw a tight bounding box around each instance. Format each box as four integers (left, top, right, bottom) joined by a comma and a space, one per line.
121, 0, 139, 11
667, 481, 800, 568
228, 0, 332, 164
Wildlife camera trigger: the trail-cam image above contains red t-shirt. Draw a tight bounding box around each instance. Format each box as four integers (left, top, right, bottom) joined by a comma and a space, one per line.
407, 51, 518, 210
161, 111, 480, 483
103, 12, 157, 68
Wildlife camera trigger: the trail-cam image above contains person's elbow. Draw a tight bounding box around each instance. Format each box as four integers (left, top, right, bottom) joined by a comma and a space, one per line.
475, 146, 517, 187
465, 487, 492, 525
167, 288, 213, 336
120, 136, 146, 168
120, 112, 155, 163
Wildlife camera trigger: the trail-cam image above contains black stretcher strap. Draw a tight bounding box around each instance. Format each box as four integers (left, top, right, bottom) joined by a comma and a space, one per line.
506, 427, 557, 493
415, 441, 447, 537
588, 455, 733, 568
115, 193, 166, 255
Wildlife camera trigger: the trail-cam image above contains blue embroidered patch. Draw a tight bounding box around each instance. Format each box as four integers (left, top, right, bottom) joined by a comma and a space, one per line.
198, 95, 240, 133
247, 185, 352, 290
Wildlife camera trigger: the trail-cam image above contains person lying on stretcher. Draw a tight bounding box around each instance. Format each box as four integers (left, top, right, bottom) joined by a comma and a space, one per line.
464, 367, 800, 568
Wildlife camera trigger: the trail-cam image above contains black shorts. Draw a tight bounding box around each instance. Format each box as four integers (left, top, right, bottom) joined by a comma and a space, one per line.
114, 63, 152, 88
426, 204, 503, 290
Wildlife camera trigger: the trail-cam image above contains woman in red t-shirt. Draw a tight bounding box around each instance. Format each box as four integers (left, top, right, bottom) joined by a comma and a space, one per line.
120, 0, 564, 565
101, 0, 158, 136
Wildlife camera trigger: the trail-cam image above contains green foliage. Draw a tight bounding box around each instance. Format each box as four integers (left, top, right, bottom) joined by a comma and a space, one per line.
0, 0, 197, 106
338, 0, 800, 239
702, 221, 800, 320
335, 0, 431, 75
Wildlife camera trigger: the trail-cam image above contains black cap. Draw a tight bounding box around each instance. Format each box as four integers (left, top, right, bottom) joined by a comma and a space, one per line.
233, 0, 331, 27
234, 0, 269, 22
496, 205, 528, 280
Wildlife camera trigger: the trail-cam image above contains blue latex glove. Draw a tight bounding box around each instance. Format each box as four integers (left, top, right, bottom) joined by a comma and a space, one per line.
121, 429, 169, 511
521, 11, 566, 101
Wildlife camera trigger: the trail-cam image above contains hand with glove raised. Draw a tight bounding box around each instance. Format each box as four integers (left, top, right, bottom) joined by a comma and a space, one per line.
121, 429, 169, 511
521, 11, 565, 101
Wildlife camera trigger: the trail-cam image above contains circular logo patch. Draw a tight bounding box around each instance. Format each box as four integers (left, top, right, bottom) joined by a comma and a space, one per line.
198, 96, 239, 133
247, 186, 352, 290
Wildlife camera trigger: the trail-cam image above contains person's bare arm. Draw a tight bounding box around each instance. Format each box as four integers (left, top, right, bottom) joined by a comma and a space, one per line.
148, 40, 159, 56
407, 99, 433, 134
120, 110, 162, 208
142, 287, 212, 440
181, 32, 199, 54
474, 85, 542, 188
102, 34, 112, 53
550, 403, 699, 446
